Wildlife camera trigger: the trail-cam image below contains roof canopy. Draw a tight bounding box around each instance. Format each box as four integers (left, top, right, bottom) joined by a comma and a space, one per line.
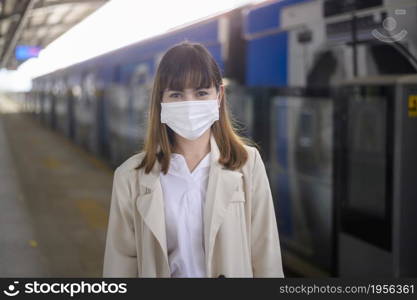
0, 0, 108, 70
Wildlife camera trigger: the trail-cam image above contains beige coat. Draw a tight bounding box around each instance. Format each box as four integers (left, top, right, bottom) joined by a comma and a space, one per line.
103, 134, 284, 277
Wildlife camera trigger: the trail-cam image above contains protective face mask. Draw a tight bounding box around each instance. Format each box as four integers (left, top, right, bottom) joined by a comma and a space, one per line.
160, 99, 219, 140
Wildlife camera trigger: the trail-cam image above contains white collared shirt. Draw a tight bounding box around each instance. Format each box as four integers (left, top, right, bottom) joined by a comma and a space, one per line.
160, 152, 211, 277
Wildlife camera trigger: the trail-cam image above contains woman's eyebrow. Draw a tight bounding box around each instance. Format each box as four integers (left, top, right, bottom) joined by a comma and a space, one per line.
165, 87, 209, 93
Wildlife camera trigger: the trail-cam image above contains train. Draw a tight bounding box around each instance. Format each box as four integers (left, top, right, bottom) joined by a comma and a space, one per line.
22, 0, 417, 277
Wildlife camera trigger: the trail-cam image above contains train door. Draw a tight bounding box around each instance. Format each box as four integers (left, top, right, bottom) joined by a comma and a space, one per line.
269, 92, 334, 277
54, 77, 67, 134
128, 63, 151, 153
106, 66, 129, 167
43, 79, 55, 128
334, 75, 417, 277
74, 71, 97, 152
68, 75, 82, 141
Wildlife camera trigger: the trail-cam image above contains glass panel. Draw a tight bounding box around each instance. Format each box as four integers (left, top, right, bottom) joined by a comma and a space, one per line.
339, 84, 393, 251
270, 95, 334, 272
346, 93, 387, 218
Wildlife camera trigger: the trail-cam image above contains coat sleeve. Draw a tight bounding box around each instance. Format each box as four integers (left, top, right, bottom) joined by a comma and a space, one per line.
103, 167, 138, 277
250, 148, 285, 277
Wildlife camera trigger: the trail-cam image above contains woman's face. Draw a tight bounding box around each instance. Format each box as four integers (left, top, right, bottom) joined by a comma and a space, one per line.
162, 84, 222, 103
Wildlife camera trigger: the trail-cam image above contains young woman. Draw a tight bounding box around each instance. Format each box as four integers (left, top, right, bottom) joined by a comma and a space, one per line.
103, 42, 284, 278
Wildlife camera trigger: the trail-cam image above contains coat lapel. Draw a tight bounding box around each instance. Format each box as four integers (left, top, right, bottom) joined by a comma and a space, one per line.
203, 134, 243, 275
135, 133, 243, 276
135, 158, 169, 271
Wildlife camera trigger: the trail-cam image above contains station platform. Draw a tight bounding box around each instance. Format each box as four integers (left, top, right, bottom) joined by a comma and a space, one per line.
0, 97, 113, 277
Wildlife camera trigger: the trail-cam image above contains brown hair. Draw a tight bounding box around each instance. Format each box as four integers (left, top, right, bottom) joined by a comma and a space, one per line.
136, 41, 255, 174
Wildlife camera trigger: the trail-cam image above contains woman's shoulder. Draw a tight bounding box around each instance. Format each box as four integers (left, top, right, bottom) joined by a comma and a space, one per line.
243, 144, 257, 155
114, 152, 146, 179
242, 144, 261, 172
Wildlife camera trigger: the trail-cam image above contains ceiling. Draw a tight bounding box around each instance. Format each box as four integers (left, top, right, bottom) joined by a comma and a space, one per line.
0, 0, 108, 70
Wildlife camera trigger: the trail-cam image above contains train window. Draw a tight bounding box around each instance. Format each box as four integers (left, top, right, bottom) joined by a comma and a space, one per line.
324, 0, 383, 17
270, 95, 335, 273
370, 44, 416, 74
347, 95, 387, 219
72, 85, 82, 99
130, 64, 149, 86
83, 72, 97, 102
307, 50, 338, 87
113, 65, 122, 83
132, 73, 146, 86
154, 52, 164, 71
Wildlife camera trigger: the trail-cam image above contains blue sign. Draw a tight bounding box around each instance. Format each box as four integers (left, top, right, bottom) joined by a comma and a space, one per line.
15, 45, 41, 61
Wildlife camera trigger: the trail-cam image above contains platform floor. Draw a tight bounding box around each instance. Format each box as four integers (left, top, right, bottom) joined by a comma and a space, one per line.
0, 98, 113, 277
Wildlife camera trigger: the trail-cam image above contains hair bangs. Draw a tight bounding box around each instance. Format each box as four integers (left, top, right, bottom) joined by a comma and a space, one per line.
160, 47, 216, 92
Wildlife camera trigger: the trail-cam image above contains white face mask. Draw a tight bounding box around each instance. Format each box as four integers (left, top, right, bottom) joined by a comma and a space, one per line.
160, 99, 219, 140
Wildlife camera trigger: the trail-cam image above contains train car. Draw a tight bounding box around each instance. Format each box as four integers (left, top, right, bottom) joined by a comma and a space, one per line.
242, 0, 417, 277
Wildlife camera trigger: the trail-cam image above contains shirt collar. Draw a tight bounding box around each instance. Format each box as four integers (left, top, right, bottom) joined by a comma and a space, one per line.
168, 152, 211, 176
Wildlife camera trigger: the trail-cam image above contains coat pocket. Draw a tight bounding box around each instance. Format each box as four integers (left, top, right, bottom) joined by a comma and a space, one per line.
229, 182, 246, 203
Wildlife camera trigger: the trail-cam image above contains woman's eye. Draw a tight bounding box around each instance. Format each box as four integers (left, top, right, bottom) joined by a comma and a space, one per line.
169, 93, 181, 98
197, 91, 208, 96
